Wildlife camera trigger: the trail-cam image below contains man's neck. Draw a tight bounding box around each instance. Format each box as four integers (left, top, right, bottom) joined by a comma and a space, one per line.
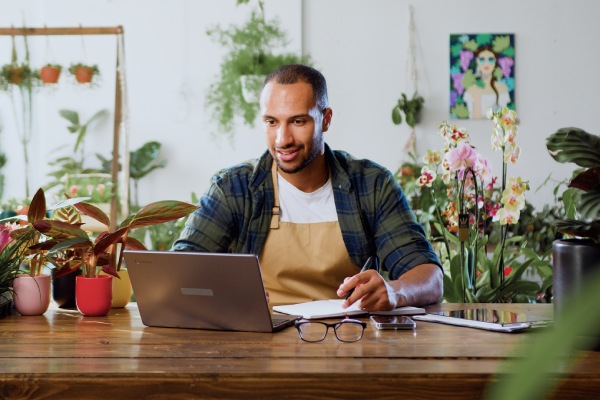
278, 155, 328, 193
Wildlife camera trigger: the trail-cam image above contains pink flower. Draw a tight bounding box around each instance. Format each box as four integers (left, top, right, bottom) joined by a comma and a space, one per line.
0, 222, 18, 253
69, 185, 79, 196
444, 143, 478, 172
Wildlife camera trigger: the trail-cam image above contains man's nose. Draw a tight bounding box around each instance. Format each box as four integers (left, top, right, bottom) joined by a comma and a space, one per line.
275, 124, 293, 147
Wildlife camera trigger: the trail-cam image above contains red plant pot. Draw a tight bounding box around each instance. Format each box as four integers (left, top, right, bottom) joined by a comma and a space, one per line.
74, 67, 95, 83
76, 275, 113, 316
40, 66, 61, 84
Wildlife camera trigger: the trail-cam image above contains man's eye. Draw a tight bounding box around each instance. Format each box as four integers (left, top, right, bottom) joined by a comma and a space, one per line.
264, 120, 276, 126
294, 119, 306, 125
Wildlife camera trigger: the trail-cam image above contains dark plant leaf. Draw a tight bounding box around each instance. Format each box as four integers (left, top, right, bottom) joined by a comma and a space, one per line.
569, 167, 600, 192
125, 236, 147, 250
94, 227, 129, 256
546, 127, 600, 168
554, 219, 600, 243
28, 187, 47, 223
70, 200, 111, 228
101, 265, 120, 279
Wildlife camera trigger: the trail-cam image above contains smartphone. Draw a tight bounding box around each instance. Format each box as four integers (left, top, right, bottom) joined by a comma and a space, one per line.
370, 315, 416, 330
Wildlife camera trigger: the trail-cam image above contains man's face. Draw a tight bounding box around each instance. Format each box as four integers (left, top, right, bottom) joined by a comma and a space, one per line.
260, 81, 331, 174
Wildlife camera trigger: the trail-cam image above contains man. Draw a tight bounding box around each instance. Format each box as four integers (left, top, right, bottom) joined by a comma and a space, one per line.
173, 64, 442, 311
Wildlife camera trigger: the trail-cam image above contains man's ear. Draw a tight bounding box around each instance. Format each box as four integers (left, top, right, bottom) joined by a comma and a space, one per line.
322, 108, 333, 132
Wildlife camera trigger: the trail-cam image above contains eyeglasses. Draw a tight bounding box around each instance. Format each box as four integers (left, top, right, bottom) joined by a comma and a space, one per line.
295, 318, 367, 343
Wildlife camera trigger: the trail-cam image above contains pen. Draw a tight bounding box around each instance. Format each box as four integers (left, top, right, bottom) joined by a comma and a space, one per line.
345, 256, 375, 300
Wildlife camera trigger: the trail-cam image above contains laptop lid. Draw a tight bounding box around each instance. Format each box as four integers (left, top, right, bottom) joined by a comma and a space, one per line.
124, 250, 296, 333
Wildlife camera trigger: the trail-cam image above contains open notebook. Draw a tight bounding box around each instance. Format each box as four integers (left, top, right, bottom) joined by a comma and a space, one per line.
273, 299, 425, 319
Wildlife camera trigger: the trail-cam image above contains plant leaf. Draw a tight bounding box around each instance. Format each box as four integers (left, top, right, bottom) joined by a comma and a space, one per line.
71, 201, 111, 228
546, 127, 600, 168
391, 107, 402, 125
123, 201, 197, 230
28, 187, 47, 223
94, 226, 129, 256
569, 167, 600, 192
33, 220, 89, 240
59, 109, 79, 125
578, 189, 600, 221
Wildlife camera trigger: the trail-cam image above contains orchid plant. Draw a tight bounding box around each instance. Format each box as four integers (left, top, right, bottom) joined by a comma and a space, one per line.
412, 107, 551, 303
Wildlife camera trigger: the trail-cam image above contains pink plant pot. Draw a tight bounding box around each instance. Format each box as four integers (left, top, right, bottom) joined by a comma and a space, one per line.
12, 274, 51, 316
76, 275, 113, 316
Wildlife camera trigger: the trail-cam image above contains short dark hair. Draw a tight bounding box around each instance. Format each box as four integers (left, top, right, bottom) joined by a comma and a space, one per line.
263, 64, 329, 110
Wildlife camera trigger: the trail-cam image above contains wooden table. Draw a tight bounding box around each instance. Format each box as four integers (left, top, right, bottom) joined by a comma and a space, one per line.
0, 303, 598, 399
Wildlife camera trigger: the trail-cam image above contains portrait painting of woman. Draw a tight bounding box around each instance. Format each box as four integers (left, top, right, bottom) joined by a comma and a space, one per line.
449, 34, 515, 120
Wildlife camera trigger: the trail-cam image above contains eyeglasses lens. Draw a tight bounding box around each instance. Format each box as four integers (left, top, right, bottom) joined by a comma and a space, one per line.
335, 322, 365, 342
298, 323, 328, 342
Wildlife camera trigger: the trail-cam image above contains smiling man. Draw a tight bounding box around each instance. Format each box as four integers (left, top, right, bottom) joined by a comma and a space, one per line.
173, 64, 442, 310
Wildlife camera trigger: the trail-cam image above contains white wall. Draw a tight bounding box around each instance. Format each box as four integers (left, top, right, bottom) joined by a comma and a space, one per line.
0, 0, 598, 211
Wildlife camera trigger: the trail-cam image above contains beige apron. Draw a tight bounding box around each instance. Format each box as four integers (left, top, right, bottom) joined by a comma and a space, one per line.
259, 162, 358, 306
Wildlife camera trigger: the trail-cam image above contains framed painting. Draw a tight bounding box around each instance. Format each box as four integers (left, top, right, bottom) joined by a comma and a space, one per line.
450, 33, 515, 119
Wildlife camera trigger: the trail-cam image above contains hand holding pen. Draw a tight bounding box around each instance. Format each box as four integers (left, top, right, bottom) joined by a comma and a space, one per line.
337, 256, 378, 308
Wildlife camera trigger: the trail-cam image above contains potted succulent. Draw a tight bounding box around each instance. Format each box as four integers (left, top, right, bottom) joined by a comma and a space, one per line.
546, 127, 600, 318
68, 63, 100, 84
39, 64, 62, 84
32, 189, 198, 315
205, 0, 311, 140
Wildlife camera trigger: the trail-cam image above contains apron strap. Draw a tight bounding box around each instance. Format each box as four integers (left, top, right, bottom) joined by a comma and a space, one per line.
270, 161, 280, 229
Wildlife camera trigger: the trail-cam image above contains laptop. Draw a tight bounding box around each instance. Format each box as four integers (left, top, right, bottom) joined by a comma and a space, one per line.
124, 250, 300, 333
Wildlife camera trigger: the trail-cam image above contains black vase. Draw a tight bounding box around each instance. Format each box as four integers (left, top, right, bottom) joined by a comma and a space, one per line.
552, 239, 600, 350
553, 239, 600, 313
51, 269, 82, 309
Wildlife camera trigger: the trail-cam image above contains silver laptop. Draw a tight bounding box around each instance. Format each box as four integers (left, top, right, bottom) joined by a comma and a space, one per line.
124, 250, 299, 332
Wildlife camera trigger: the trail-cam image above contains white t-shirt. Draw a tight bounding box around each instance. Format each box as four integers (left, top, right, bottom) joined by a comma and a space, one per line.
277, 173, 338, 223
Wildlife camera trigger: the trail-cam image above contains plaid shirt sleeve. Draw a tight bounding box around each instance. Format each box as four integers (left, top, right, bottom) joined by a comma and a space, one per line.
332, 150, 441, 280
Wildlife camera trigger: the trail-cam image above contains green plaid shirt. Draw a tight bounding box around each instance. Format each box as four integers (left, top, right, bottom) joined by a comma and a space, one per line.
172, 144, 441, 279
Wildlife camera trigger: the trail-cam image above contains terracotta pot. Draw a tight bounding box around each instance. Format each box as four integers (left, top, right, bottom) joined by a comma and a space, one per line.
52, 269, 82, 309
40, 66, 61, 84
76, 275, 112, 316
99, 269, 132, 308
9, 67, 24, 84
74, 67, 95, 83
12, 274, 51, 316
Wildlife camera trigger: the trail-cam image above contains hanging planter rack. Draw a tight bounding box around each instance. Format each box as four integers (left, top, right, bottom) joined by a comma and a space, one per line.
0, 26, 129, 231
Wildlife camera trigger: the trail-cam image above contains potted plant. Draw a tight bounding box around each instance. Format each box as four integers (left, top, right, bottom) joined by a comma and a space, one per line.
32, 189, 198, 315
39, 64, 62, 84
68, 63, 100, 84
205, 0, 311, 140
391, 92, 425, 128
392, 92, 425, 155
4, 189, 82, 315
546, 127, 600, 318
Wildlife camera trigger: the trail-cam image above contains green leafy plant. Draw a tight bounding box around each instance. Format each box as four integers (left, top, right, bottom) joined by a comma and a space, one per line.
546, 127, 600, 243
205, 0, 311, 140
129, 141, 167, 207
391, 92, 424, 128
32, 188, 198, 278
45, 109, 109, 195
